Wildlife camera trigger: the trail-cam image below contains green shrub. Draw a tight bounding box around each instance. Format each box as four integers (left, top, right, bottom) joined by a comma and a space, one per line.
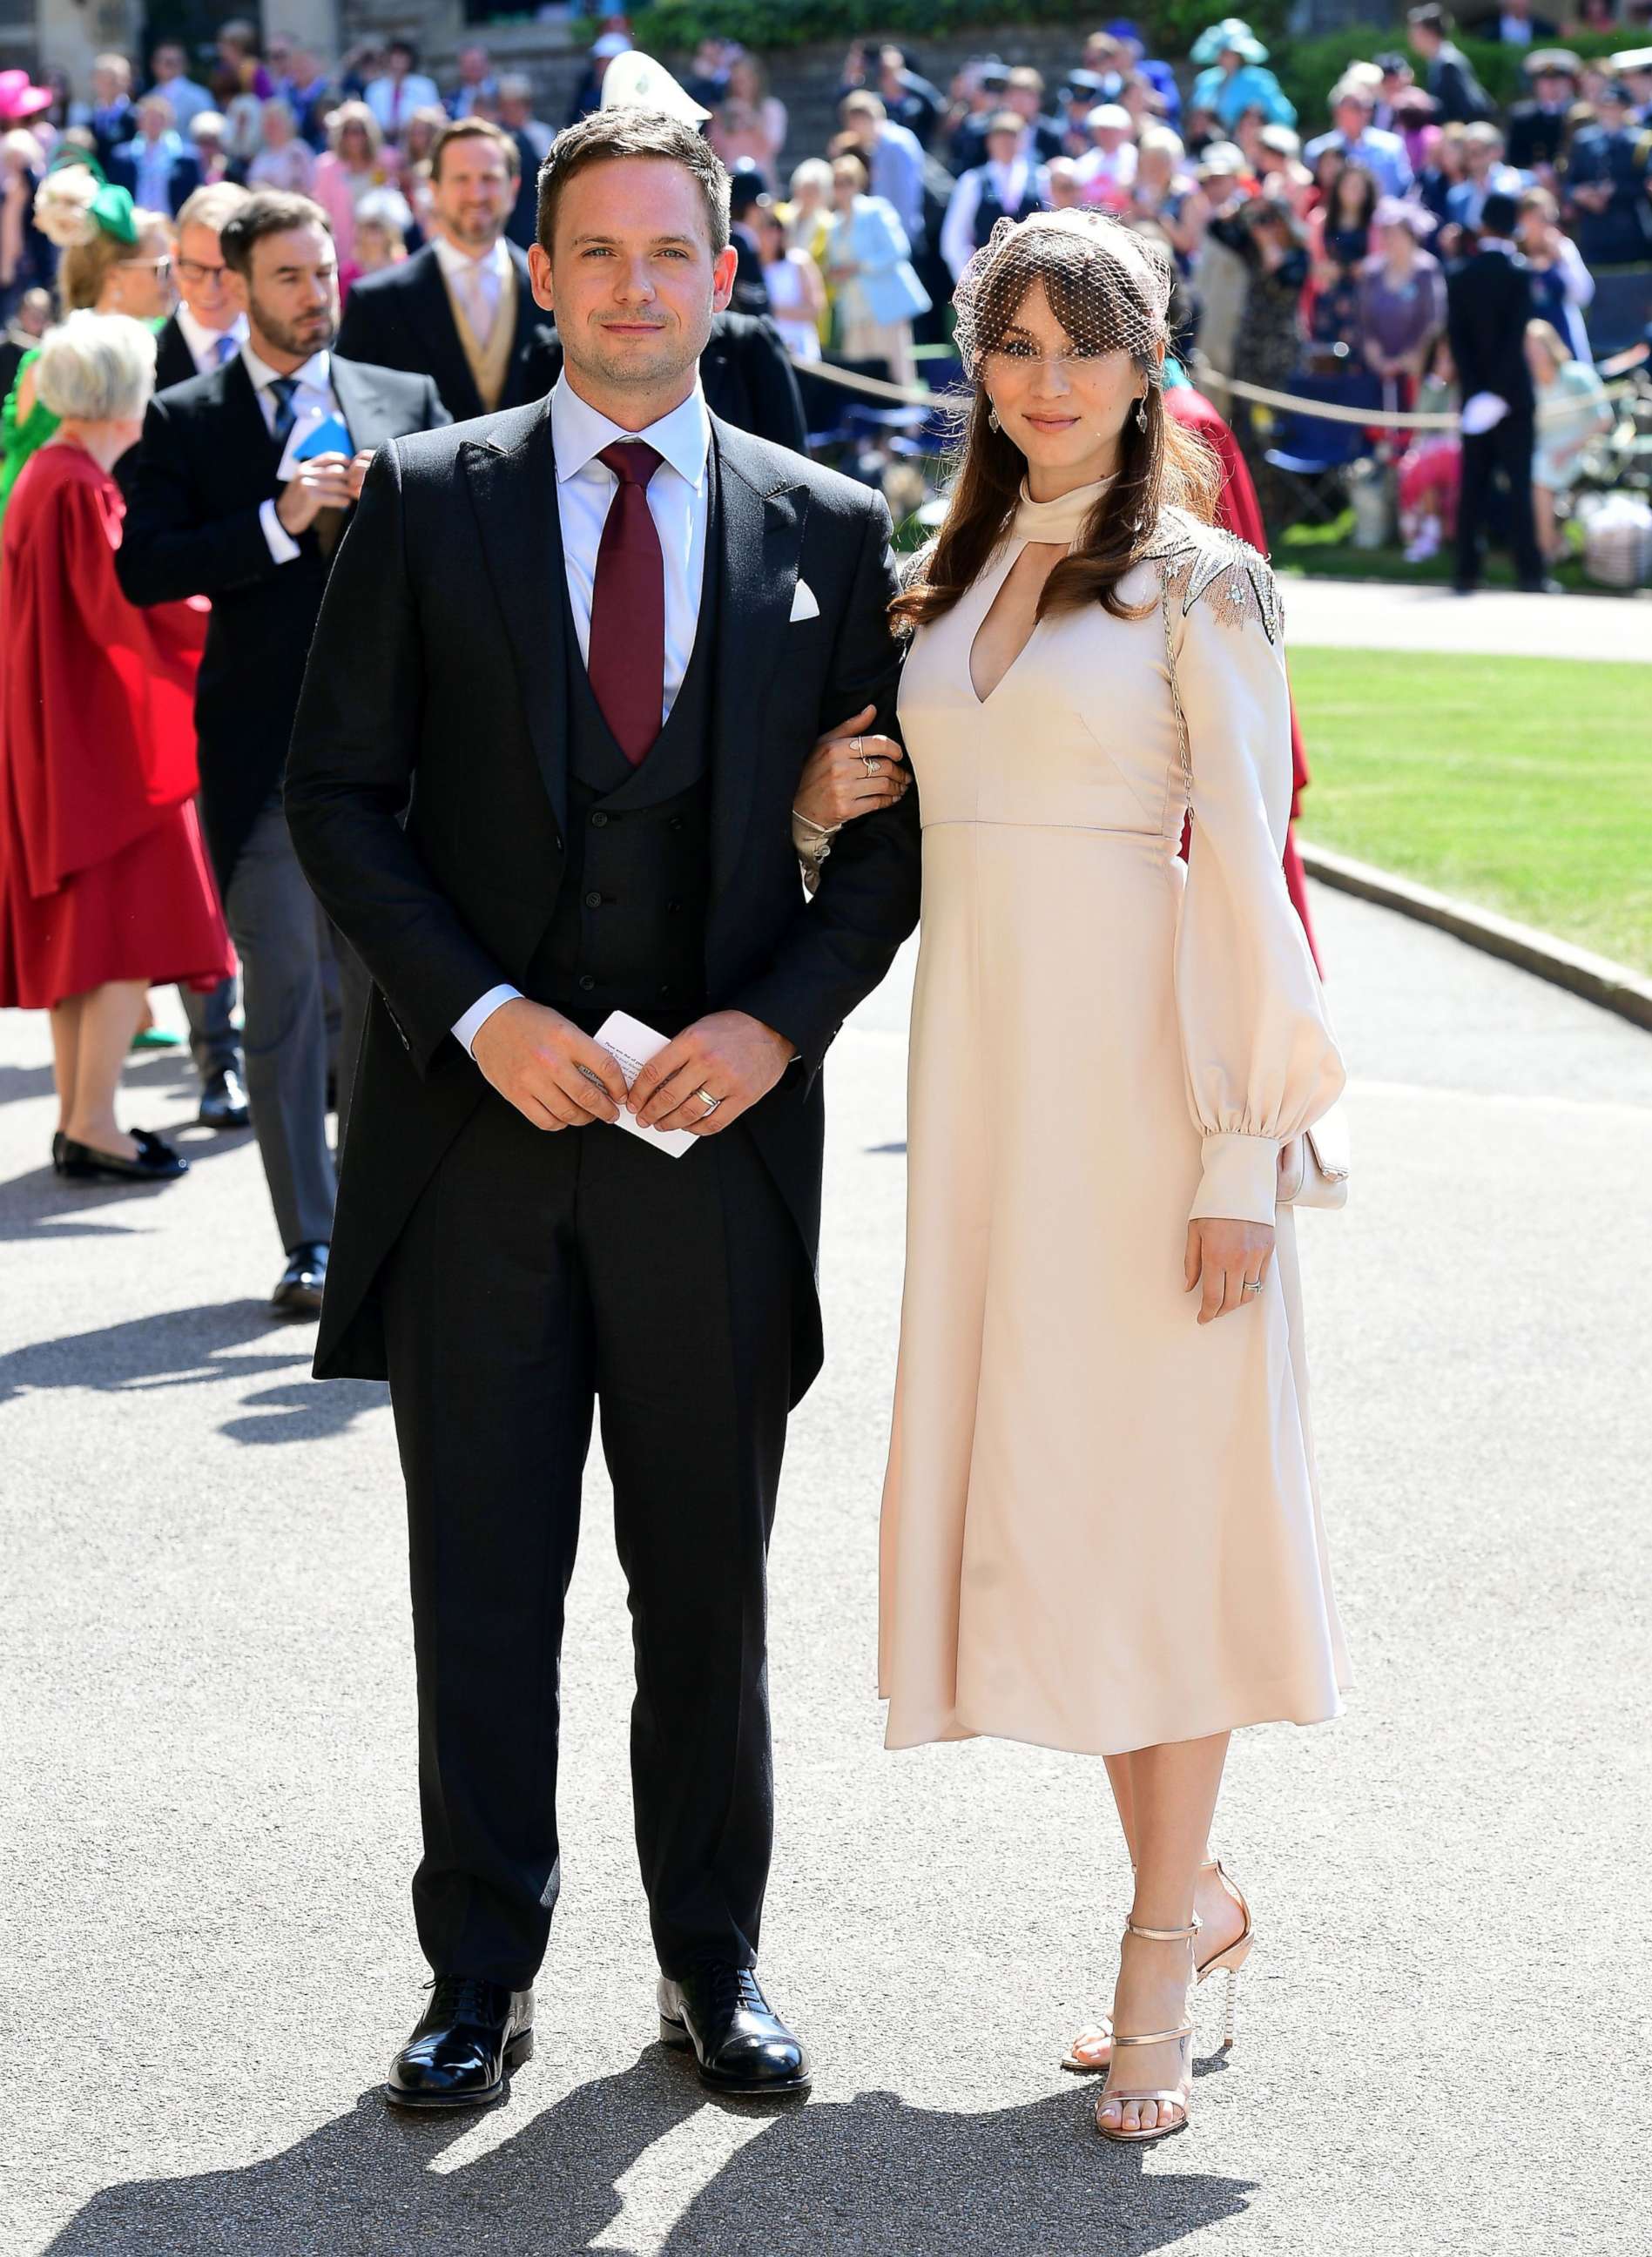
1269, 25, 1629, 125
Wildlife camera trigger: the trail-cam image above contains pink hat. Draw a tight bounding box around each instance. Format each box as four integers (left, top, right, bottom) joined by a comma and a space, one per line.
0, 69, 53, 124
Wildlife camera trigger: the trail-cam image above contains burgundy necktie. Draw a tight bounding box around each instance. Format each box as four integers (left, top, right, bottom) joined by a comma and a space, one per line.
587, 441, 665, 766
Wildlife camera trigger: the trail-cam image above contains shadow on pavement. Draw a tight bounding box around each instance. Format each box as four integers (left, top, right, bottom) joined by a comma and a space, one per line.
0, 1298, 383, 1441
41, 2055, 1257, 2256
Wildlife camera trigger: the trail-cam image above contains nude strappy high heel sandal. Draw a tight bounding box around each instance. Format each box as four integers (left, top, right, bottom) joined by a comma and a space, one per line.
1093, 1917, 1197, 2146
1063, 1854, 1253, 2072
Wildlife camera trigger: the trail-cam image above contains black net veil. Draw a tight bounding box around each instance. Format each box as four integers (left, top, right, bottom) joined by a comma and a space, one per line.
951, 209, 1174, 381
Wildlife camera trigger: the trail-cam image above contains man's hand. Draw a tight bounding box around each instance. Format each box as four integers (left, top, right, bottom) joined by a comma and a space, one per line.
628, 1011, 793, 1136
471, 998, 629, 1131
1184, 1217, 1276, 1324
276, 450, 357, 536
346, 447, 376, 501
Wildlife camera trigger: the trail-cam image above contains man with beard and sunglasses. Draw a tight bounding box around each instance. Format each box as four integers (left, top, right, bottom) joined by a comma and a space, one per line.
117, 191, 448, 1317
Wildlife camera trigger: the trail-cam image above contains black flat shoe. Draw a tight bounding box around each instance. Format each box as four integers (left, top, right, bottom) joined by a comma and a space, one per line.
51, 1131, 65, 1176
58, 1130, 187, 1182
658, 1964, 812, 2097
385, 1977, 535, 2112
271, 1241, 327, 1317
198, 1066, 250, 1130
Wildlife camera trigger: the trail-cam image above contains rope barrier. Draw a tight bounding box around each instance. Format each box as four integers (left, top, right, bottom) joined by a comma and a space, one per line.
789, 347, 1642, 435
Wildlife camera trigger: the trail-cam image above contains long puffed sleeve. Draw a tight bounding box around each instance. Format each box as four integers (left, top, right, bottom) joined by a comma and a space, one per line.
1158, 529, 1345, 1225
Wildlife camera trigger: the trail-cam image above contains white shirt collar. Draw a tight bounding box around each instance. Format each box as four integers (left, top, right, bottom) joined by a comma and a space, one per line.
432, 232, 511, 281
550, 371, 711, 494
241, 342, 333, 394
177, 301, 247, 367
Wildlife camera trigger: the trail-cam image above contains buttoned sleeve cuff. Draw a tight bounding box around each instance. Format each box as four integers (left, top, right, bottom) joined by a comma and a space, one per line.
452, 983, 523, 1058
260, 496, 301, 565
1189, 1132, 1280, 1228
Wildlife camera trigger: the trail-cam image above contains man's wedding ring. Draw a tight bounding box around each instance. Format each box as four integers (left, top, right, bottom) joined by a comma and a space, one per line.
1241, 1279, 1264, 1297
696, 1088, 720, 1115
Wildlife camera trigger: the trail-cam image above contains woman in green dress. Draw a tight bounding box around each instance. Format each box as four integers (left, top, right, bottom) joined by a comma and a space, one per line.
1, 169, 174, 519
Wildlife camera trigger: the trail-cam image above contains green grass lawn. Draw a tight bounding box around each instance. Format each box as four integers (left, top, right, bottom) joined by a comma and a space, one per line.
1289, 648, 1652, 973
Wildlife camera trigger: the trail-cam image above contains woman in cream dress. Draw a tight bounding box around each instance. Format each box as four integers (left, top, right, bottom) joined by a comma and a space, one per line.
876, 212, 1349, 2144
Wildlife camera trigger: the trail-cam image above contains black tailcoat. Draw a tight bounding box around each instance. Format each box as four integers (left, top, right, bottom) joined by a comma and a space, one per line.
114, 354, 449, 895
284, 399, 921, 1398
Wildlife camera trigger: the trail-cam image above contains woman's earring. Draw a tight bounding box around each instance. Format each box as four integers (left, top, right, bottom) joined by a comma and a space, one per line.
988, 401, 1002, 434
1135, 394, 1149, 433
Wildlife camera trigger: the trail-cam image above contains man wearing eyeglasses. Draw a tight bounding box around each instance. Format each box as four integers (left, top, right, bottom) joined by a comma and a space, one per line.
146, 181, 256, 1132
154, 181, 252, 387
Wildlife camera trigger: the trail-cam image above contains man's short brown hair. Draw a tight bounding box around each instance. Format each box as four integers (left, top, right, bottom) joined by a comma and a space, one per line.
219, 190, 332, 276
431, 115, 520, 182
536, 110, 730, 257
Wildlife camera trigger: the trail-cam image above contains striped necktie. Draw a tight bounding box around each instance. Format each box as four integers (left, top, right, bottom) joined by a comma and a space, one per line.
268, 375, 299, 448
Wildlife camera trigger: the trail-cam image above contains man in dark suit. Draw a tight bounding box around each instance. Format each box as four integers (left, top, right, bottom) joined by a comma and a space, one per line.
1506, 49, 1581, 177
145, 180, 254, 1128
335, 117, 559, 421
117, 192, 449, 1314
286, 111, 920, 2113
1406, 5, 1496, 123
107, 94, 203, 217
1446, 191, 1547, 591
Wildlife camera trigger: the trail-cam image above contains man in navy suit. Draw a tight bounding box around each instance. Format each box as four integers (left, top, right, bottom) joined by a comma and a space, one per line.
108, 94, 203, 218
1446, 192, 1546, 591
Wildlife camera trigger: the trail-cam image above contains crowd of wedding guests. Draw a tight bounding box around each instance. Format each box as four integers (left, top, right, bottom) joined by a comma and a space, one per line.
0, 7, 1644, 1312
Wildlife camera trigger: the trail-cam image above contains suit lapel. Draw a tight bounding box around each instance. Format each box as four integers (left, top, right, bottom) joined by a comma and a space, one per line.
329, 355, 394, 452
462, 399, 569, 835
709, 420, 807, 898
408, 246, 482, 420
220, 354, 286, 497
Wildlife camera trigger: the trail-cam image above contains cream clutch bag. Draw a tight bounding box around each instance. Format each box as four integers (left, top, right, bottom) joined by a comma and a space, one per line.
1277, 1101, 1350, 1209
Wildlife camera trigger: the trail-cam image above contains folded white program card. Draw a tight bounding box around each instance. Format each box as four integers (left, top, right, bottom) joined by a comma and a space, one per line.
592, 1011, 698, 1159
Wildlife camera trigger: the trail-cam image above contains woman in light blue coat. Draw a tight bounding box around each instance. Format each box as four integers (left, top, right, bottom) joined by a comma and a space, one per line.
826, 150, 931, 387
1189, 18, 1297, 130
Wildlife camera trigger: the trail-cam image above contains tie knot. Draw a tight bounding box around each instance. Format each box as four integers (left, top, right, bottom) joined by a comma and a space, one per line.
598, 440, 663, 489
269, 376, 298, 407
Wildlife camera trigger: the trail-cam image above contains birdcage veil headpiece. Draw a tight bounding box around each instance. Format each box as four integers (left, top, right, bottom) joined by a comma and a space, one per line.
951, 209, 1173, 381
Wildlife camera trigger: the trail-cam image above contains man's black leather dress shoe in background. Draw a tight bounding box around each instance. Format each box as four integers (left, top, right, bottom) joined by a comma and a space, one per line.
199, 1066, 251, 1129
271, 1241, 327, 1317
658, 1964, 812, 2096
384, 1977, 536, 2112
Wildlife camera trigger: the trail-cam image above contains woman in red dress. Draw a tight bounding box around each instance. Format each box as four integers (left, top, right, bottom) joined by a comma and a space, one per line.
0, 312, 233, 1183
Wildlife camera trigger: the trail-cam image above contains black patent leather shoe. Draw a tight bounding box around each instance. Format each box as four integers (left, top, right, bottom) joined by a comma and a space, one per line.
271, 1241, 327, 1317
198, 1066, 250, 1129
385, 1976, 535, 2112
658, 1964, 812, 2097
59, 1128, 187, 1182
51, 1131, 65, 1176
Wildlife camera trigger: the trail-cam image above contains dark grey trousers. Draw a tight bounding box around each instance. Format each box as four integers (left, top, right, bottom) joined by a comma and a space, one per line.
222, 799, 368, 1253
179, 974, 239, 1084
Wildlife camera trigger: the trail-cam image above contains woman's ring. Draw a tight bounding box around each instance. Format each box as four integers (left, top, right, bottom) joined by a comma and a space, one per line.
863, 753, 880, 777
1241, 1278, 1264, 1297
696, 1088, 720, 1115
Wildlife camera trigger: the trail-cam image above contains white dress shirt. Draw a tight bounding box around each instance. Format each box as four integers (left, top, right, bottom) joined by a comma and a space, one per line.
450, 373, 713, 1060
244, 343, 346, 566
432, 231, 511, 347
363, 70, 441, 134
177, 301, 248, 374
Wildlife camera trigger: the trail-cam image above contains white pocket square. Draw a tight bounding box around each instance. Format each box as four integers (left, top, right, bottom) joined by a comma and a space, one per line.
789, 578, 820, 623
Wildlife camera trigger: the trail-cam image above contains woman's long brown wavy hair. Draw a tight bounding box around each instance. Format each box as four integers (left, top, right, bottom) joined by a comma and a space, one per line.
890, 266, 1222, 635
